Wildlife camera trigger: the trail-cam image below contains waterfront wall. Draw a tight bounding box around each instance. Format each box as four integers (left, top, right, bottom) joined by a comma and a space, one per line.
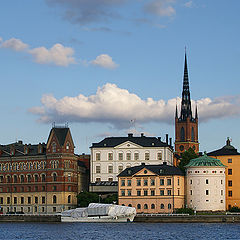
0, 215, 61, 222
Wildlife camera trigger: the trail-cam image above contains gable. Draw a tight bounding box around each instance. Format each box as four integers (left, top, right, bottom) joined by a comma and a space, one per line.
134, 167, 157, 176
114, 141, 143, 149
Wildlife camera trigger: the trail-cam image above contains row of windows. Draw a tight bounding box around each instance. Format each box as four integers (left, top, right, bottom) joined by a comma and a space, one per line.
121, 189, 174, 196
190, 189, 224, 196
0, 195, 71, 205
189, 179, 224, 185
51, 142, 71, 152
123, 203, 172, 210
0, 161, 46, 172
4, 206, 61, 213
96, 152, 162, 161
188, 170, 224, 174
121, 178, 176, 187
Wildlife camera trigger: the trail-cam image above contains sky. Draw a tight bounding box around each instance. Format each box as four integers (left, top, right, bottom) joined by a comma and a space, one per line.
0, 0, 240, 154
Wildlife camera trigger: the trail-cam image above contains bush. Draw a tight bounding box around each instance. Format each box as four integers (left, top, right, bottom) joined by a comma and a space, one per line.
77, 191, 99, 207
229, 206, 240, 212
175, 207, 194, 215
102, 194, 118, 204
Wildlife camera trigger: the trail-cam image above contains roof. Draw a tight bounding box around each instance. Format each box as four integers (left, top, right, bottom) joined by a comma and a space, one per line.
91, 134, 172, 148
90, 181, 118, 186
207, 139, 240, 156
185, 154, 226, 167
118, 163, 184, 177
47, 127, 70, 146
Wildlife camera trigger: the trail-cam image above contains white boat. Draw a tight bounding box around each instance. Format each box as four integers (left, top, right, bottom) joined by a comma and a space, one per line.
61, 203, 136, 222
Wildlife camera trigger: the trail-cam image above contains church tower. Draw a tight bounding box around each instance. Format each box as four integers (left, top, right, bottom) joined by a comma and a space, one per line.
175, 52, 199, 155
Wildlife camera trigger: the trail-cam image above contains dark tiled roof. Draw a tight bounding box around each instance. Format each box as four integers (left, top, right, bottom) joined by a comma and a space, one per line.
91, 135, 171, 148
48, 127, 69, 146
90, 181, 118, 186
208, 140, 240, 156
118, 163, 184, 177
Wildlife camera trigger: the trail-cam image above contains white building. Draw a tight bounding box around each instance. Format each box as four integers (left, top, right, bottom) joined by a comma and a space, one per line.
185, 154, 226, 211
90, 133, 173, 184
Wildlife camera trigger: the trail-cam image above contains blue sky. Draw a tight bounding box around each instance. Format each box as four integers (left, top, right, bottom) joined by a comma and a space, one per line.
0, 0, 240, 154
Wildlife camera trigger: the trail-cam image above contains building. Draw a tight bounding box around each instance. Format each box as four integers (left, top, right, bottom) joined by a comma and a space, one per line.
0, 127, 88, 214
208, 138, 240, 210
90, 133, 173, 188
185, 154, 226, 211
175, 52, 199, 155
118, 163, 184, 213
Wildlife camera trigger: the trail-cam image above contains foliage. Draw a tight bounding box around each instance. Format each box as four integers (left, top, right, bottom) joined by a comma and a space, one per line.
178, 147, 198, 173
175, 207, 194, 215
229, 206, 240, 212
77, 191, 99, 207
101, 194, 118, 204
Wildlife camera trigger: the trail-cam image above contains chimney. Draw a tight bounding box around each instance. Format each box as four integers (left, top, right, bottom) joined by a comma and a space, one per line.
166, 134, 169, 145
141, 133, 144, 137
169, 138, 172, 146
128, 133, 133, 138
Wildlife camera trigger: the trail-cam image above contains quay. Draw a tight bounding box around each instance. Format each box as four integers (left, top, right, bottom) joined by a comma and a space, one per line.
0, 214, 61, 222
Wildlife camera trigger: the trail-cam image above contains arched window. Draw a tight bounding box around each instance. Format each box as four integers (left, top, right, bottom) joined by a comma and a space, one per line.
53, 173, 57, 182
137, 204, 141, 209
27, 175, 31, 183
128, 204, 132, 207
53, 195, 57, 204
42, 174, 46, 182
180, 127, 185, 141
20, 175, 24, 183
168, 203, 172, 209
34, 175, 38, 182
13, 175, 18, 183
191, 127, 195, 141
144, 204, 148, 209
151, 204, 155, 209
52, 142, 56, 153
68, 195, 71, 204
160, 204, 164, 209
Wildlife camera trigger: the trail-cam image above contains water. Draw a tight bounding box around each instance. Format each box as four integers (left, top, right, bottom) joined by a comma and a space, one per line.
0, 222, 240, 240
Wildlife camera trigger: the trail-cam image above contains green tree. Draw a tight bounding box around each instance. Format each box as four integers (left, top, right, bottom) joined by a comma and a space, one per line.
102, 194, 118, 204
77, 191, 99, 207
178, 147, 198, 173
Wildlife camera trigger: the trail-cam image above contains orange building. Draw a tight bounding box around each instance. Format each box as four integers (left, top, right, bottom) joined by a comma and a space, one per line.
118, 163, 184, 213
208, 139, 240, 210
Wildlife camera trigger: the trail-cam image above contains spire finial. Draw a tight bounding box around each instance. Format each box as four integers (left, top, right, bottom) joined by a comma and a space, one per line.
195, 103, 198, 119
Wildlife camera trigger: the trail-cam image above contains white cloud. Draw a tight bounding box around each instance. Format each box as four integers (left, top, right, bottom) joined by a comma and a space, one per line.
91, 54, 118, 69
184, 1, 193, 8
144, 0, 176, 17
0, 38, 29, 51
29, 43, 76, 66
29, 83, 240, 129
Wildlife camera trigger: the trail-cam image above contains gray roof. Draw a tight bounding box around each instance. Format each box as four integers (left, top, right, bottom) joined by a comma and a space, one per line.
47, 127, 70, 146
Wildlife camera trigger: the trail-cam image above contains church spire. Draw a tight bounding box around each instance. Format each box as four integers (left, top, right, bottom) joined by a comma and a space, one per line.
180, 51, 192, 120
175, 104, 178, 118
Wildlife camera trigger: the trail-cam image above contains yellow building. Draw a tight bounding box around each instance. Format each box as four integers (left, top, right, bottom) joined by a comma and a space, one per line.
118, 163, 185, 213
208, 138, 240, 210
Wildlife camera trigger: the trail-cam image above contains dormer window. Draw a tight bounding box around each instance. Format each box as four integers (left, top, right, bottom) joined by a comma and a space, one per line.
66, 142, 70, 150
10, 149, 14, 156
52, 142, 56, 153
25, 148, 28, 154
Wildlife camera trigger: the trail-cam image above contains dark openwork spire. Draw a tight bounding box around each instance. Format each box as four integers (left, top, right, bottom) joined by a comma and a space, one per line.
180, 51, 192, 120
175, 104, 178, 118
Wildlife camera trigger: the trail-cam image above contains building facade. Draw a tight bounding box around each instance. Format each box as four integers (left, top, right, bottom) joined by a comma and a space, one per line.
0, 127, 87, 214
118, 163, 184, 213
90, 133, 174, 184
185, 154, 226, 211
175, 53, 199, 155
208, 139, 240, 210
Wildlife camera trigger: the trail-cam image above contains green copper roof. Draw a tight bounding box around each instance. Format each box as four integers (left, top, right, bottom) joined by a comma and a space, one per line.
185, 153, 226, 167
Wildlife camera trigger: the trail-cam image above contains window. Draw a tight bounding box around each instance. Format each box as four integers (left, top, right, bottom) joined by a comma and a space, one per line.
68, 174, 71, 182
190, 190, 192, 195
137, 204, 141, 209
14, 175, 18, 183
96, 166, 101, 174
13, 187, 17, 192
206, 190, 209, 195
28, 186, 31, 192
7, 197, 10, 204
108, 153, 113, 161
228, 169, 232, 175
151, 190, 155, 196
178, 189, 180, 196
35, 186, 38, 191
118, 153, 123, 161
191, 127, 195, 142
137, 179, 141, 186
167, 190, 171, 196
206, 179, 209, 184
228, 159, 232, 163
168, 204, 172, 209
35, 175, 38, 182
126, 153, 131, 161
0, 176, 3, 183
27, 175, 31, 183
96, 178, 101, 182
151, 204, 155, 209
190, 179, 192, 184
228, 180, 232, 187
108, 178, 113, 182
21, 197, 24, 204
66, 142, 70, 150
68, 186, 71, 191
178, 178, 180, 186
127, 180, 131, 186
108, 165, 113, 173
35, 197, 38, 204
160, 190, 164, 196
121, 190, 125, 196
143, 179, 148, 186
167, 179, 171, 186
20, 175, 24, 183
145, 152, 149, 160
121, 180, 125, 186
144, 190, 148, 196
42, 186, 46, 191
7, 175, 11, 183
118, 165, 123, 173
221, 190, 223, 196
157, 152, 162, 160
53, 173, 57, 182
221, 179, 223, 184
128, 190, 131, 196
53, 207, 56, 212
180, 127, 185, 141
228, 191, 232, 197
160, 204, 164, 209
68, 195, 71, 203
150, 179, 155, 186
53, 186, 57, 191
137, 190, 141, 196
53, 195, 57, 204
52, 142, 56, 153
42, 207, 45, 212
144, 204, 148, 209
42, 174, 46, 182
0, 197, 3, 204
96, 153, 101, 161
28, 197, 31, 204
14, 197, 17, 204
42, 196, 45, 204
134, 152, 139, 161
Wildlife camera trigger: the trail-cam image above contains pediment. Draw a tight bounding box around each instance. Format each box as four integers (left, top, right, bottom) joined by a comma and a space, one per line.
114, 141, 142, 149
134, 167, 156, 176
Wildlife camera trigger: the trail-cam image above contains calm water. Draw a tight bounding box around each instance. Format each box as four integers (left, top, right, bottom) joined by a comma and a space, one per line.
0, 222, 239, 240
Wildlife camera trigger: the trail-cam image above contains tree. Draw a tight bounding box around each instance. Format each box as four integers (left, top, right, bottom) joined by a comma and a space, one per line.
102, 194, 118, 204
178, 147, 198, 173
77, 191, 99, 207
